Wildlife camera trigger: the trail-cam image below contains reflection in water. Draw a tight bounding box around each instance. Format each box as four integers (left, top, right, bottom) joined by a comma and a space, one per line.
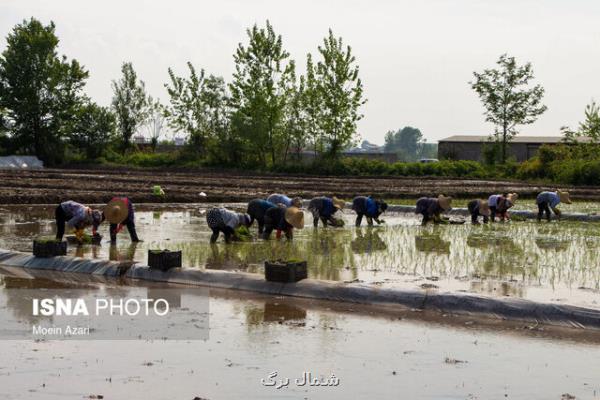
351, 229, 387, 254
3, 206, 600, 300
415, 233, 450, 254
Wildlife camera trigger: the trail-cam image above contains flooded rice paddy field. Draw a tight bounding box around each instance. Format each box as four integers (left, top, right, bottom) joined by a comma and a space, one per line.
2, 203, 600, 309
1, 274, 600, 400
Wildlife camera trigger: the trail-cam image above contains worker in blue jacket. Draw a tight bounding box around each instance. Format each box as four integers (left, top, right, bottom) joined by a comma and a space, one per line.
351, 196, 388, 226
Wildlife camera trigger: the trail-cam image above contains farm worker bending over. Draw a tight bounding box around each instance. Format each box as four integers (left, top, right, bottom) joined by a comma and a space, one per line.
415, 195, 452, 225
55, 200, 103, 240
536, 190, 571, 222
103, 197, 140, 243
266, 193, 303, 208
308, 196, 346, 227
467, 199, 491, 224
351, 196, 388, 226
488, 193, 518, 222
246, 199, 277, 234
206, 207, 251, 243
262, 206, 304, 240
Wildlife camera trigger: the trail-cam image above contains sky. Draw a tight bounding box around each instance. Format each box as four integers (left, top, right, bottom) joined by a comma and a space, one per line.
1, 0, 599, 144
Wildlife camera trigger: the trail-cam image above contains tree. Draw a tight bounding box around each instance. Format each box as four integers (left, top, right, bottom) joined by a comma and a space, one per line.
229, 20, 295, 166
312, 29, 365, 158
144, 97, 166, 151
112, 62, 148, 152
282, 70, 308, 163
562, 100, 600, 143
164, 62, 231, 159
470, 54, 547, 163
68, 101, 116, 159
302, 54, 324, 157
384, 126, 424, 161
0, 18, 88, 164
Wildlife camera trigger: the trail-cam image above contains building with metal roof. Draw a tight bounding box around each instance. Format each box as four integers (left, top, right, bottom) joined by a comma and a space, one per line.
437, 135, 581, 162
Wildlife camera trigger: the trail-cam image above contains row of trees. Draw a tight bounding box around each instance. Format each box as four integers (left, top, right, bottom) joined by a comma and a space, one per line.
0, 18, 365, 166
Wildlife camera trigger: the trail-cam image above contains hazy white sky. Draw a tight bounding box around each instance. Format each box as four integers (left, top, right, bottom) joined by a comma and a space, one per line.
1, 0, 599, 144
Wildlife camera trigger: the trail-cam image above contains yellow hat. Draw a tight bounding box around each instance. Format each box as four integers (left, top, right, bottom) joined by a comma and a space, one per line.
478, 199, 491, 216
437, 195, 452, 211
285, 207, 305, 229
332, 197, 346, 210
104, 198, 129, 224
557, 190, 572, 204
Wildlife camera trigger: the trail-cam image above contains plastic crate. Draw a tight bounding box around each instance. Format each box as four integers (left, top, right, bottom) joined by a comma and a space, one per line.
148, 250, 182, 271
264, 260, 307, 283
33, 239, 67, 258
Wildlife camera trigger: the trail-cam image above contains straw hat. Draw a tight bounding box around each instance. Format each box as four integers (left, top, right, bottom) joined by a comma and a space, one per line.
478, 199, 491, 216
285, 207, 305, 229
437, 195, 452, 211
104, 198, 129, 224
557, 190, 572, 204
332, 197, 346, 210
506, 193, 518, 204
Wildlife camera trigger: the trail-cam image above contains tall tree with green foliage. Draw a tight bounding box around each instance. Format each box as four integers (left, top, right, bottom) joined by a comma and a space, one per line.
0, 18, 88, 164
229, 20, 295, 166
302, 54, 324, 157
311, 29, 365, 158
165, 62, 232, 160
384, 126, 424, 161
471, 54, 547, 163
562, 101, 600, 143
112, 62, 148, 152
144, 97, 165, 151
68, 101, 116, 159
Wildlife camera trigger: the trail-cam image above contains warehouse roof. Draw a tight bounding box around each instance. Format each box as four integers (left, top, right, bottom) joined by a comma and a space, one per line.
439, 135, 571, 143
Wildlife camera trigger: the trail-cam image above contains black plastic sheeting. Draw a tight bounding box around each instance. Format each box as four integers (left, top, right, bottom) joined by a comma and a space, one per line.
1, 249, 600, 329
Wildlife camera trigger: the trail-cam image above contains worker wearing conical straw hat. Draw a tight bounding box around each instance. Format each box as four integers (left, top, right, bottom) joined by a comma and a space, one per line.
536, 190, 571, 222
488, 193, 518, 222
415, 195, 452, 225
262, 205, 304, 240
103, 197, 141, 243
467, 199, 491, 224
307, 196, 346, 227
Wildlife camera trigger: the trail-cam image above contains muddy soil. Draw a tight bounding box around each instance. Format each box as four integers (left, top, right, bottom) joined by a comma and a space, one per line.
0, 167, 597, 204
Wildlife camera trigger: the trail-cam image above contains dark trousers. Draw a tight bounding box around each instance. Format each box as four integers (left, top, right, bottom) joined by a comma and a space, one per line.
489, 206, 497, 222
110, 217, 139, 242
467, 200, 489, 224
210, 226, 235, 243
537, 202, 552, 221
355, 213, 375, 226
55, 205, 67, 240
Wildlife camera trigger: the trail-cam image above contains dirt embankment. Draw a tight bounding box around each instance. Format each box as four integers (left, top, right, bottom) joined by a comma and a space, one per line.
0, 167, 598, 204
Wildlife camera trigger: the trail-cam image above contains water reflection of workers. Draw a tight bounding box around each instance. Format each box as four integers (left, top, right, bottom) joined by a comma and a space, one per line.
415, 195, 452, 225
103, 197, 141, 243
109, 243, 138, 262
55, 200, 103, 240
536, 190, 571, 222
351, 229, 387, 254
